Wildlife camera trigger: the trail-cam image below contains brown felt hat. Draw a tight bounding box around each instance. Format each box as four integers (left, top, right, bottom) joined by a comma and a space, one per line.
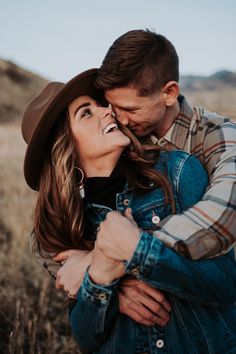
21, 68, 106, 191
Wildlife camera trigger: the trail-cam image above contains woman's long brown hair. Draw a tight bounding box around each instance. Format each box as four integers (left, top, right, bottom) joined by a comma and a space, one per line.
34, 111, 175, 258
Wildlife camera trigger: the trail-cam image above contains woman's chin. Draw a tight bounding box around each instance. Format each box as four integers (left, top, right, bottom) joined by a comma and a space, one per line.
119, 135, 131, 146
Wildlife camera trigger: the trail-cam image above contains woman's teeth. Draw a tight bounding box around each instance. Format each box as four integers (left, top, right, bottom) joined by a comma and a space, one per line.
103, 122, 118, 135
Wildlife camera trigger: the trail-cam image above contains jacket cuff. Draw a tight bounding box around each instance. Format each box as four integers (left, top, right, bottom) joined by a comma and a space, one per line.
79, 270, 119, 304
125, 231, 161, 278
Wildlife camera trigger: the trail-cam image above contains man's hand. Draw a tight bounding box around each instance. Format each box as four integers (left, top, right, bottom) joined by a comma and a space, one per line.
89, 242, 125, 285
53, 249, 93, 297
119, 278, 171, 327
97, 209, 140, 261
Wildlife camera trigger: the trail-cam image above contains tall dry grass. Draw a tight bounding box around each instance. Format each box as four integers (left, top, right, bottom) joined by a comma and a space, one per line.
0, 123, 81, 353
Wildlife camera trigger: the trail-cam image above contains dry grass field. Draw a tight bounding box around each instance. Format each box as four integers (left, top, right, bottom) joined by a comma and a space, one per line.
184, 88, 236, 121
1, 60, 236, 353
0, 123, 81, 353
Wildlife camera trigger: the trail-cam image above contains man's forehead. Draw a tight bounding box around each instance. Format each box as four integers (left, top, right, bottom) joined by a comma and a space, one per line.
105, 88, 145, 108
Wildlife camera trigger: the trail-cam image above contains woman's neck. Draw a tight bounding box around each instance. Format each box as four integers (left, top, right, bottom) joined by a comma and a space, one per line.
81, 153, 121, 177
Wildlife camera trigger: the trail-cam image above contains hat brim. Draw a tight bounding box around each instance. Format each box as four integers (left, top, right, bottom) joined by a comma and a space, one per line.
23, 68, 106, 190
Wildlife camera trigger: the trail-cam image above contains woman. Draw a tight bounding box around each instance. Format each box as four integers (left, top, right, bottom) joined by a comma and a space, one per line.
22, 69, 236, 354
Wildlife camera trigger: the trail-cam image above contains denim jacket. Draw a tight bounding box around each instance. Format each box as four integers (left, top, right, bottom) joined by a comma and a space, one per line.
70, 151, 236, 354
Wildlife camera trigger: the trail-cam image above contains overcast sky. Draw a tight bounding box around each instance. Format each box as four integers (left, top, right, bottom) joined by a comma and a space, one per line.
1, 0, 235, 81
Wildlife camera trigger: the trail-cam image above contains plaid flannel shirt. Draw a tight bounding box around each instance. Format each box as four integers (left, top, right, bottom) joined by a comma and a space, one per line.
149, 95, 236, 259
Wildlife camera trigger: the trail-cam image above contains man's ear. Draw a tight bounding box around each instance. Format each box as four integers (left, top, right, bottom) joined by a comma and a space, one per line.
162, 81, 179, 106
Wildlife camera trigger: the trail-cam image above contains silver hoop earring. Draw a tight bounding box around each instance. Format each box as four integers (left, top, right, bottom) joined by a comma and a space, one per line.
75, 167, 85, 199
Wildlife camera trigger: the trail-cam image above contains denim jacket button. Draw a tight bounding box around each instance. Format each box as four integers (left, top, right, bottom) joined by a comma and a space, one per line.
152, 215, 160, 224
123, 199, 130, 206
156, 339, 164, 348
98, 293, 107, 301
131, 267, 140, 276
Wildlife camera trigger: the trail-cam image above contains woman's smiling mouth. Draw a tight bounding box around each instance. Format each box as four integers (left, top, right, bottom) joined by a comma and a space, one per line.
102, 122, 119, 135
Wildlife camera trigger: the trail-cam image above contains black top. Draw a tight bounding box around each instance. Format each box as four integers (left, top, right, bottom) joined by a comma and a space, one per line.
84, 164, 126, 210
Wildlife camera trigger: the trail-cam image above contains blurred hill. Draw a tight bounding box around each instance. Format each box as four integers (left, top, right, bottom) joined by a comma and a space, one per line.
0, 59, 48, 123
180, 70, 236, 120
180, 70, 236, 91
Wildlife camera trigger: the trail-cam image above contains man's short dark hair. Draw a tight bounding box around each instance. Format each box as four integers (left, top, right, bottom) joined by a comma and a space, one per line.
96, 29, 179, 96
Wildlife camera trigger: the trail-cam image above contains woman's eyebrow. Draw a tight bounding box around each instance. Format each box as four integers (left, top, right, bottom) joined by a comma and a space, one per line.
74, 102, 91, 116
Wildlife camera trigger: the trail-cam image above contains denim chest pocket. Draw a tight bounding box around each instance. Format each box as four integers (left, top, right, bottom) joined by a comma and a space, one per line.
132, 199, 172, 231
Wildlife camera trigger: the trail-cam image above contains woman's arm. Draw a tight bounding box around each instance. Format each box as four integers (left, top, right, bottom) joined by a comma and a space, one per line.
69, 244, 125, 352
70, 271, 120, 352
53, 250, 93, 297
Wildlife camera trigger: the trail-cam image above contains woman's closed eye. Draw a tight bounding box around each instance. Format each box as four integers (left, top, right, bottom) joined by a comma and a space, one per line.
81, 108, 92, 118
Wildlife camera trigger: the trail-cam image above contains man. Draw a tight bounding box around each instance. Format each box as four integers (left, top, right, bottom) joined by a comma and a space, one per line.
44, 29, 236, 327
95, 29, 236, 259
89, 28, 236, 324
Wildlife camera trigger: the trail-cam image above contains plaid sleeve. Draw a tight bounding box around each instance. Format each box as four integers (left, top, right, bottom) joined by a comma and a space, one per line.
153, 121, 236, 260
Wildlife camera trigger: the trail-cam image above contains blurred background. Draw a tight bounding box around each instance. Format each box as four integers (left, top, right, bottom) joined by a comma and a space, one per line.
1, 0, 236, 353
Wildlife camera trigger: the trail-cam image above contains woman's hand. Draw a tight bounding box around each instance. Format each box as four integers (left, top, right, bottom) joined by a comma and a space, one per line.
53, 249, 93, 298
96, 209, 140, 261
89, 242, 125, 285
